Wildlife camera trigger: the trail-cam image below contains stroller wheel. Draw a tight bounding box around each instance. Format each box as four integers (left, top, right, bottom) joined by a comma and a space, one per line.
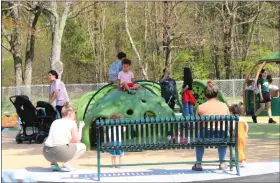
35, 134, 46, 144
15, 134, 23, 144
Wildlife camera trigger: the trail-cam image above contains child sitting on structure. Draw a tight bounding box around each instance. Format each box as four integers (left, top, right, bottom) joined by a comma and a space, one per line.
229, 103, 249, 168
117, 58, 141, 94
108, 114, 125, 168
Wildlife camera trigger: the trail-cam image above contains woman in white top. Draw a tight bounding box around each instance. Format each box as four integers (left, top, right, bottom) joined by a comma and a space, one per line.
43, 102, 86, 172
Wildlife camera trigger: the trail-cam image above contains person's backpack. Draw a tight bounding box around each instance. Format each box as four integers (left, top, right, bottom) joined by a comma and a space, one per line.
108, 60, 122, 83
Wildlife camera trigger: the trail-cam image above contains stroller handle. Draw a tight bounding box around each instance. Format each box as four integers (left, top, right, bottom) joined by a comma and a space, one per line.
9, 95, 30, 105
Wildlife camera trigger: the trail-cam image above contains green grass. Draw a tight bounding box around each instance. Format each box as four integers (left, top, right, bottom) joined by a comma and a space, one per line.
248, 123, 280, 139
1, 99, 15, 113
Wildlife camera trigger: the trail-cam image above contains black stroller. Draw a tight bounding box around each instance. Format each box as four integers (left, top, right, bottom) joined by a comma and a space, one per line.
9, 95, 60, 144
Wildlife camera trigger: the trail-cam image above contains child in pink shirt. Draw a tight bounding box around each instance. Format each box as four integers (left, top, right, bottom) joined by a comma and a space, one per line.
117, 58, 141, 94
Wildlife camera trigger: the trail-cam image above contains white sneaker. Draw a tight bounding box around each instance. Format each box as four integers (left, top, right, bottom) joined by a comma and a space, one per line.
239, 161, 247, 167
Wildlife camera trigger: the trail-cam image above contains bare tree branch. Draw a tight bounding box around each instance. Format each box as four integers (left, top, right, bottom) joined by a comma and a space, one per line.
36, 23, 51, 33
1, 3, 34, 11
41, 2, 59, 22
225, 1, 232, 16
1, 19, 11, 42
68, 3, 95, 19
234, 14, 259, 26
1, 44, 12, 53
170, 32, 184, 42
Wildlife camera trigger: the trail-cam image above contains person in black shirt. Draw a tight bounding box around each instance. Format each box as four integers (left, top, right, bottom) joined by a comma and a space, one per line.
159, 69, 177, 110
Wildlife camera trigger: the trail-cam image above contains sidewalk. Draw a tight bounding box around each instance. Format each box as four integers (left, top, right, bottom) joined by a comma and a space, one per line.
2, 161, 279, 182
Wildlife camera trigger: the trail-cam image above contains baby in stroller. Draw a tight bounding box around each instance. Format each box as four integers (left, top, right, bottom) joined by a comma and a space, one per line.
10, 95, 60, 144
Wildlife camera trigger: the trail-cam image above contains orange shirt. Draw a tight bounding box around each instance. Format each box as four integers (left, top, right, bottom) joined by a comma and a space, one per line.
196, 98, 230, 128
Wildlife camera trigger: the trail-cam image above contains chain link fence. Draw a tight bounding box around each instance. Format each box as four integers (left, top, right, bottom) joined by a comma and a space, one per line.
2, 78, 279, 113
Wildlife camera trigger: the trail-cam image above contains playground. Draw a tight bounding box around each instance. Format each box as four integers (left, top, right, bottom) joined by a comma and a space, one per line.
2, 52, 280, 182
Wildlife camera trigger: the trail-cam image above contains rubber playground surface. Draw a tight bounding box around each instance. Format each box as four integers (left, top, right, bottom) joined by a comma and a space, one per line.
2, 117, 280, 182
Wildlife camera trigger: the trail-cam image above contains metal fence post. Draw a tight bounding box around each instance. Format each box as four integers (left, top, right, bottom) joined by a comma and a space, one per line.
232, 79, 235, 103
41, 85, 44, 99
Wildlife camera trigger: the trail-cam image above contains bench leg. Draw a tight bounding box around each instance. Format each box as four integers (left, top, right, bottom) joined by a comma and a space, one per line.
97, 149, 101, 181
235, 145, 240, 176
97, 129, 101, 181
229, 146, 233, 171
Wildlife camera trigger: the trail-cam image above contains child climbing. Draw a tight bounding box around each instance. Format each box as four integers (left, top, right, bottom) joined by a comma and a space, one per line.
108, 114, 125, 168
117, 58, 141, 94
229, 103, 248, 167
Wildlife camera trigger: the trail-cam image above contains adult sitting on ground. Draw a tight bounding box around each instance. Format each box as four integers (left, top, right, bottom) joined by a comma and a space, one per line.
43, 102, 86, 172
192, 80, 230, 171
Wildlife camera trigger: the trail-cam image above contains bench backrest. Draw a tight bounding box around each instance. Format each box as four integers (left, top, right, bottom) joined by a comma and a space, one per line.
96, 115, 239, 152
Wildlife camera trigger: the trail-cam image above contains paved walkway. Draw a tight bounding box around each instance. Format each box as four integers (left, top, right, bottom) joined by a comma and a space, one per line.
2, 161, 279, 182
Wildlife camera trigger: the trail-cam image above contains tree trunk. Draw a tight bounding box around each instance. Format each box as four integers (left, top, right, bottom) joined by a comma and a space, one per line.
24, 4, 41, 97
223, 2, 236, 79
143, 2, 148, 73
124, 1, 148, 79
8, 3, 24, 93
101, 5, 106, 83
278, 1, 280, 48
209, 5, 220, 79
115, 24, 122, 53
47, 2, 72, 79
163, 1, 171, 71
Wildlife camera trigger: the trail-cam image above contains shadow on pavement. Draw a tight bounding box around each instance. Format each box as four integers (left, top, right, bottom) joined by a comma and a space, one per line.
62, 168, 237, 181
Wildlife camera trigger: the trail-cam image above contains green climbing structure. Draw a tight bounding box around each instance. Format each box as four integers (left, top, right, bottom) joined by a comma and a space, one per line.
78, 79, 229, 150
82, 88, 175, 150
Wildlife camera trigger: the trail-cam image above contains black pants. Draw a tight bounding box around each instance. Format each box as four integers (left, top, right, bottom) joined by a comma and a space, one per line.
56, 105, 63, 118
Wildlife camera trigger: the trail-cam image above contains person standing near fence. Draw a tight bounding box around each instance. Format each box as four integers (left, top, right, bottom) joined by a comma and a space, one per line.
48, 70, 69, 117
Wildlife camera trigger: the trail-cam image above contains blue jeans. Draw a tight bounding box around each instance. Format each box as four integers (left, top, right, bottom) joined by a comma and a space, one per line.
183, 102, 194, 117
195, 127, 227, 165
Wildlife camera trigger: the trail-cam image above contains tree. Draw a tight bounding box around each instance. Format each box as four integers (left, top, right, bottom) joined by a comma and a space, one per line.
124, 1, 148, 79
2, 2, 23, 90
2, 2, 42, 95
42, 1, 73, 78
24, 2, 42, 87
